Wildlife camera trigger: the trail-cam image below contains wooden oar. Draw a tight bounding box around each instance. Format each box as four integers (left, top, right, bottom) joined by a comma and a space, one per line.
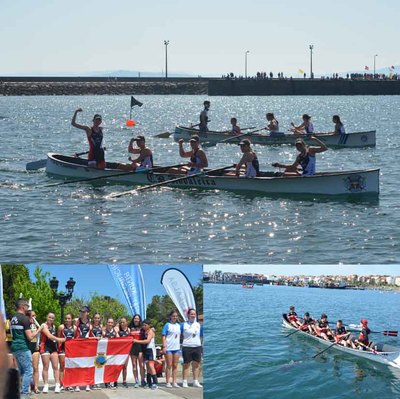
44, 163, 185, 187
108, 164, 235, 198
203, 128, 266, 148
285, 328, 303, 338
332, 323, 398, 337
312, 342, 337, 358
26, 151, 89, 171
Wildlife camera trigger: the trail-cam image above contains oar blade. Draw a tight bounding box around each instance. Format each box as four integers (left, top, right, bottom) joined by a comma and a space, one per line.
154, 131, 171, 138
383, 331, 398, 337
26, 159, 47, 171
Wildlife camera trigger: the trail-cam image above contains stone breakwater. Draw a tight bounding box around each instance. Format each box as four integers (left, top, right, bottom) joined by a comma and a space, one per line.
0, 81, 208, 96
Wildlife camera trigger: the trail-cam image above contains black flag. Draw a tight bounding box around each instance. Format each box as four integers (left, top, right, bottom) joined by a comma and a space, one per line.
131, 96, 143, 107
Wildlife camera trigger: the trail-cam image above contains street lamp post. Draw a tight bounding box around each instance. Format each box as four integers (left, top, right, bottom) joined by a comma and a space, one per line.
245, 50, 250, 78
374, 54, 378, 77
50, 276, 75, 324
309, 45, 314, 79
164, 40, 170, 79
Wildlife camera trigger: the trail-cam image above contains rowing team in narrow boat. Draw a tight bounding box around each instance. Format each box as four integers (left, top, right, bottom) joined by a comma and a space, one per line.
196, 100, 346, 136
70, 108, 328, 178
288, 306, 374, 351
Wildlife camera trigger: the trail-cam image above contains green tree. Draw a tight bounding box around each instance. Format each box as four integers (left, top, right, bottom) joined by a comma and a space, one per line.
1, 264, 30, 318
12, 266, 61, 324
64, 294, 128, 324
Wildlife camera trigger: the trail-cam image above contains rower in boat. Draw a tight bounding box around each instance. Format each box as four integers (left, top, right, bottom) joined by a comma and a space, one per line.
331, 115, 346, 135
265, 113, 280, 135
354, 319, 373, 350
271, 135, 328, 176
299, 312, 315, 333
118, 135, 153, 171
230, 117, 241, 135
235, 139, 259, 178
71, 108, 105, 169
315, 314, 334, 341
287, 306, 301, 328
199, 101, 211, 133
178, 135, 208, 175
334, 320, 352, 347
290, 114, 314, 136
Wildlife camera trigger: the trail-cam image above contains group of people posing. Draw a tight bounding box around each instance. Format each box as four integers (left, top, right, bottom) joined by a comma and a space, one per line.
7, 299, 203, 397
71, 104, 342, 179
287, 306, 373, 350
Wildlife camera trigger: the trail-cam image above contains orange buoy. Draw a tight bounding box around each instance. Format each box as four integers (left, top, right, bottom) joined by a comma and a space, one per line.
126, 119, 135, 127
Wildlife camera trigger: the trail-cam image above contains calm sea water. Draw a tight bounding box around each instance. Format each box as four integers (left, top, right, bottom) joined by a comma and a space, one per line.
0, 95, 400, 263
204, 283, 400, 399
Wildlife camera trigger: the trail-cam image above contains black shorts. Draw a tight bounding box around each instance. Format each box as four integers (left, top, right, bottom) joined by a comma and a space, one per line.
144, 348, 154, 362
130, 342, 143, 357
29, 342, 39, 354
182, 346, 202, 363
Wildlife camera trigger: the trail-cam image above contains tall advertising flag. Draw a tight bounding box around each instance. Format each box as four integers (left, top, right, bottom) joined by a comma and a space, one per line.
0, 265, 6, 321
108, 265, 146, 318
161, 268, 196, 321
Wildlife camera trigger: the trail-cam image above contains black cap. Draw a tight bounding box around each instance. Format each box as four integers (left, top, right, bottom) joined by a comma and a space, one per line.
80, 306, 90, 312
93, 114, 102, 120
321, 313, 327, 319
134, 135, 145, 141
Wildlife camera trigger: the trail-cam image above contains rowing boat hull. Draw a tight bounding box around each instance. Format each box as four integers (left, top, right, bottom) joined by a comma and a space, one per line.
282, 314, 400, 369
46, 154, 379, 196
174, 126, 376, 148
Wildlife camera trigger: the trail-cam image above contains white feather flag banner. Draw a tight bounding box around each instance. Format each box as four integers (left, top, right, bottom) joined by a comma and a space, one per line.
160, 268, 196, 321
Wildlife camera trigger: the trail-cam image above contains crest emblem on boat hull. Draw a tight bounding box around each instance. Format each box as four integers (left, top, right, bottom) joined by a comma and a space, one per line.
344, 175, 366, 192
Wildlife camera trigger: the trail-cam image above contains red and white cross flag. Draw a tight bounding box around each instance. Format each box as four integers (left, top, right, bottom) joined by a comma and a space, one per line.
63, 338, 132, 386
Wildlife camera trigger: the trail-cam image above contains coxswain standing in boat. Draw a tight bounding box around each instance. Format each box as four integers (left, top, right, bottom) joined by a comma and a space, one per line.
232, 139, 260, 178
118, 135, 153, 171
287, 306, 301, 328
299, 312, 315, 333
334, 320, 352, 347
178, 135, 208, 175
331, 115, 346, 135
199, 100, 211, 133
272, 136, 327, 176
290, 114, 314, 136
314, 314, 334, 341
71, 109, 106, 169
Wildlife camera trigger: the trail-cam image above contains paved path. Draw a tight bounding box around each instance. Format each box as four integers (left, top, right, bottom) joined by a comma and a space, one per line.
30, 380, 203, 399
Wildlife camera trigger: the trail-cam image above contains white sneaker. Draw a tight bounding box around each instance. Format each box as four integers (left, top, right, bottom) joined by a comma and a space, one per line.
165, 383, 172, 388
75, 386, 81, 392
86, 385, 91, 391
55, 383, 61, 393
42, 384, 49, 393
172, 383, 180, 388
60, 385, 64, 392
182, 380, 188, 388
193, 380, 203, 388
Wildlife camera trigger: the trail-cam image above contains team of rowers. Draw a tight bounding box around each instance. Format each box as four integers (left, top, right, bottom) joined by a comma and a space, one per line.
287, 306, 374, 350
8, 300, 203, 394
71, 106, 341, 178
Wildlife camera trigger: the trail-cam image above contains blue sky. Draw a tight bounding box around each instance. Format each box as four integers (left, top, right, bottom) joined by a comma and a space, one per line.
26, 264, 202, 309
203, 264, 400, 276
1, 0, 399, 77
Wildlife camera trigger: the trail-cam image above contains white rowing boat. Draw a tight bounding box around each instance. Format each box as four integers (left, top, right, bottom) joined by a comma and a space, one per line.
282, 314, 400, 369
174, 126, 376, 148
46, 153, 379, 197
